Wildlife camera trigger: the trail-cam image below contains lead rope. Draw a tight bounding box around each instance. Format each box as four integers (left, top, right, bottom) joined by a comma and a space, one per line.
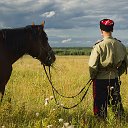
61, 82, 92, 109
43, 65, 92, 109
43, 65, 92, 98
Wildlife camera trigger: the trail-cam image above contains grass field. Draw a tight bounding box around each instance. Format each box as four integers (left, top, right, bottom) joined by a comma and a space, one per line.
0, 55, 128, 128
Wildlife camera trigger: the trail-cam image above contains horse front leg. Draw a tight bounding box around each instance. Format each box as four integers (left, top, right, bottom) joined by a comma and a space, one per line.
0, 92, 4, 102
0, 65, 12, 103
0, 82, 7, 103
0, 84, 6, 102
0, 93, 2, 102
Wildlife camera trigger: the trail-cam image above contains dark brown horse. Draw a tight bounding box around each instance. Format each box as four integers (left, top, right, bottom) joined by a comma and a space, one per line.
0, 22, 56, 102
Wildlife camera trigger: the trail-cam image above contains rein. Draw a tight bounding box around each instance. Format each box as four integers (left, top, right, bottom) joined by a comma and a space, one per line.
43, 65, 92, 109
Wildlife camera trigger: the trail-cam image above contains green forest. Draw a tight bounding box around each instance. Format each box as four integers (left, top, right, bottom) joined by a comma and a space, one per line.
53, 47, 128, 56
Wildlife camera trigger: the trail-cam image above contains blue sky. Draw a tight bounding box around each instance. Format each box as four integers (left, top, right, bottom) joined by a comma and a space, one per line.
0, 0, 128, 47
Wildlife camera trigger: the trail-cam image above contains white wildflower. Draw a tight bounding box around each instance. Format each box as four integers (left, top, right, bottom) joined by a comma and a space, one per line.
45, 98, 49, 106
47, 124, 53, 128
45, 98, 49, 101
45, 100, 48, 106
110, 86, 114, 90
63, 122, 69, 127
58, 118, 63, 123
1, 126, 5, 128
50, 96, 54, 100
67, 125, 74, 128
35, 112, 39, 117
52, 108, 56, 111
61, 104, 64, 107
62, 124, 74, 128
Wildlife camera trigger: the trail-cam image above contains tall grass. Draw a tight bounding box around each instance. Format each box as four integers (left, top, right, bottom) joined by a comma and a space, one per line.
0, 55, 128, 128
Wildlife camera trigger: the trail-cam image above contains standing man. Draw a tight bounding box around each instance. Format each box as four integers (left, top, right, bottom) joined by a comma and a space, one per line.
88, 19, 127, 119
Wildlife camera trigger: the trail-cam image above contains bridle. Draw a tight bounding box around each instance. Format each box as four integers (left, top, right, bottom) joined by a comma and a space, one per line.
43, 65, 92, 109
29, 25, 53, 65
33, 35, 53, 66
37, 28, 54, 66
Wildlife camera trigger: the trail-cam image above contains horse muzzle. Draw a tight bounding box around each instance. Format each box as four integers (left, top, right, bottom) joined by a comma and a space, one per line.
44, 50, 56, 66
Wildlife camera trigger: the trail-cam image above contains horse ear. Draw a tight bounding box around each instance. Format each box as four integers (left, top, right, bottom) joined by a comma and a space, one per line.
41, 21, 45, 28
32, 22, 35, 26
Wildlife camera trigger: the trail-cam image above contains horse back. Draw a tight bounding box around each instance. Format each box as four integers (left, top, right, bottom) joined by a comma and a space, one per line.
2, 28, 26, 45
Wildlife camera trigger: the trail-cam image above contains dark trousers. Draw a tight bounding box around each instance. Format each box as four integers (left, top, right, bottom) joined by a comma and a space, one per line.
93, 78, 124, 118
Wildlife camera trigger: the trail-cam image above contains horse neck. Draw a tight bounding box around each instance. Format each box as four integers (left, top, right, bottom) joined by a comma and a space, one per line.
2, 28, 28, 64
9, 51, 26, 64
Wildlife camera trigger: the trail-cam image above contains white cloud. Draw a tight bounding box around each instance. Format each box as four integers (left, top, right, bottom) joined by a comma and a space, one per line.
62, 38, 72, 43
40, 11, 56, 18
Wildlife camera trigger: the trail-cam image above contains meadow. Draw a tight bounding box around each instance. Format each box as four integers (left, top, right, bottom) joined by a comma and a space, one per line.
0, 55, 128, 128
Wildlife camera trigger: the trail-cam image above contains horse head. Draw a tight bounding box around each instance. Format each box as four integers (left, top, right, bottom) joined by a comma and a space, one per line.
27, 21, 56, 66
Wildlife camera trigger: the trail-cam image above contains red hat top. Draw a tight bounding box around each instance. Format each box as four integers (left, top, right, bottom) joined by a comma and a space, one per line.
100, 19, 114, 32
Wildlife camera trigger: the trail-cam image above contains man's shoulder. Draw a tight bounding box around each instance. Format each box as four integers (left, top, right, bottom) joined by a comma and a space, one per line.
94, 39, 103, 46
114, 38, 126, 48
114, 38, 121, 42
92, 39, 103, 50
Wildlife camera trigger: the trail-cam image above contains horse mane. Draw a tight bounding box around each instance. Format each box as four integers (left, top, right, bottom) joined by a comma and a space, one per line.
2, 27, 28, 55
1, 25, 48, 56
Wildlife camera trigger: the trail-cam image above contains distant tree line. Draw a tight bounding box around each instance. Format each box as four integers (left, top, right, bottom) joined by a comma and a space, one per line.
53, 47, 92, 56
53, 47, 128, 56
